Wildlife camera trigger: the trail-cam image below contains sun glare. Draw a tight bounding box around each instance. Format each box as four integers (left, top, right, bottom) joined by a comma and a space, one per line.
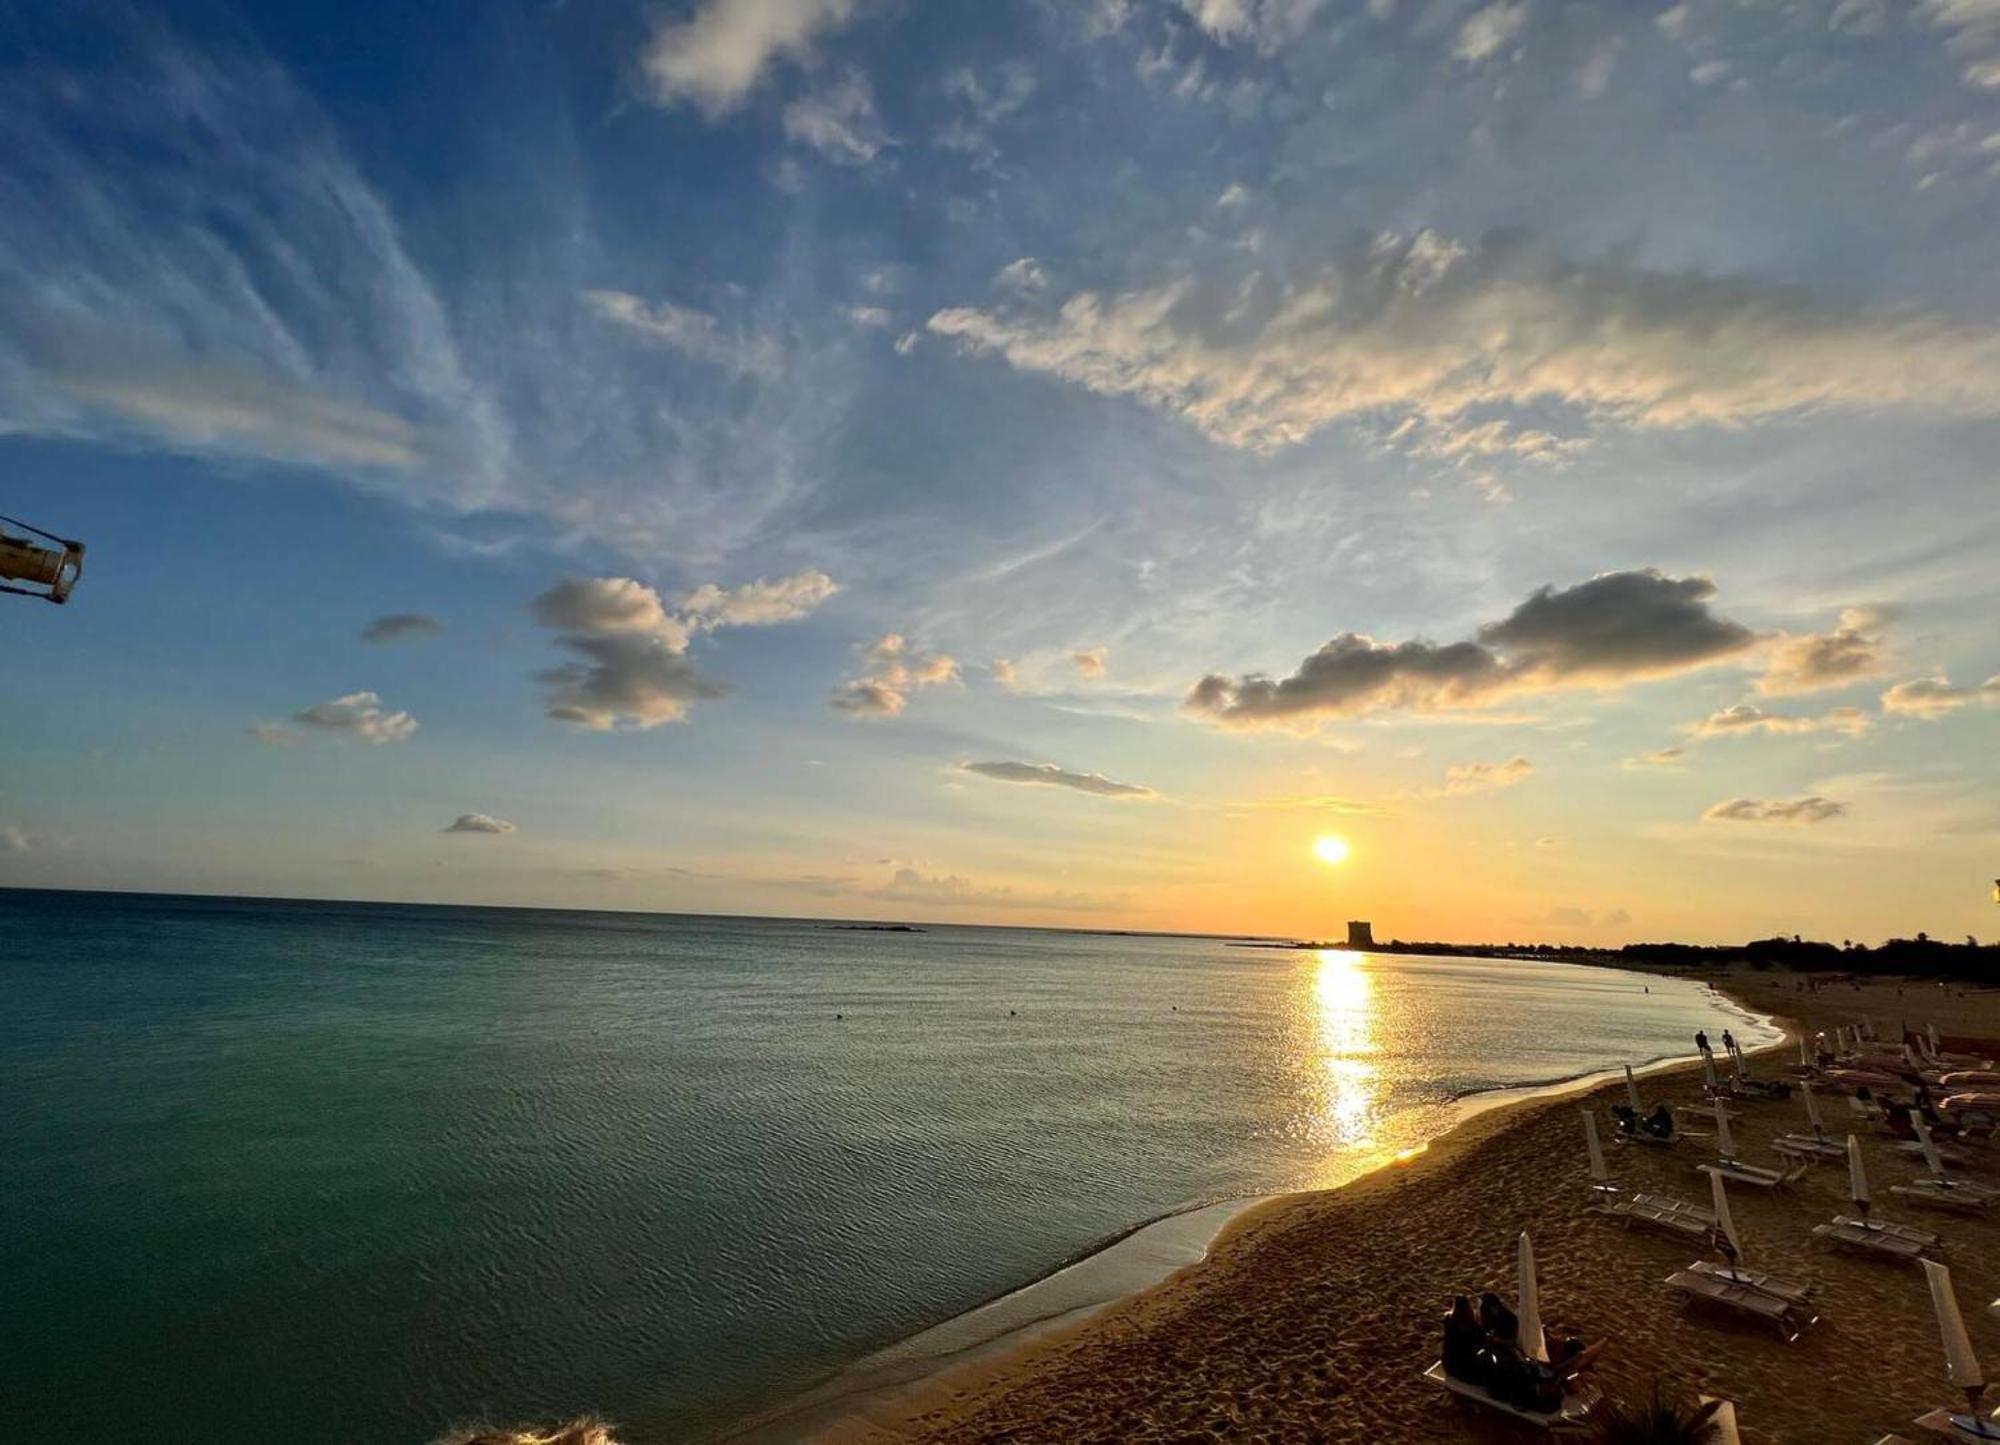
1312, 834, 1351, 867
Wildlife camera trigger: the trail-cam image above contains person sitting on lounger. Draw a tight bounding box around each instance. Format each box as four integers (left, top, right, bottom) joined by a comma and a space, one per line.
1646, 1103, 1675, 1138
1441, 1295, 1488, 1385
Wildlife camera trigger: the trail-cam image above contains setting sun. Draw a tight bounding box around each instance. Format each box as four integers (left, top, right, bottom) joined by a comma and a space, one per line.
1312, 835, 1351, 867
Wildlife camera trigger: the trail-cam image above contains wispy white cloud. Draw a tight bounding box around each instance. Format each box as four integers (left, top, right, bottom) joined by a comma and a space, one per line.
361, 613, 445, 645
1454, 2, 1530, 63
1881, 673, 2000, 718
869, 865, 1115, 911
929, 231, 2000, 455
582, 290, 783, 377
783, 74, 889, 165
642, 0, 863, 116
445, 813, 516, 834
1070, 646, 1109, 679
1684, 703, 1872, 739
1428, 755, 1534, 795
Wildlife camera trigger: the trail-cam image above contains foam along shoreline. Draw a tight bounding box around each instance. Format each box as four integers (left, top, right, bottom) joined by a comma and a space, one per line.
719, 1196, 1270, 1443
733, 986, 1784, 1443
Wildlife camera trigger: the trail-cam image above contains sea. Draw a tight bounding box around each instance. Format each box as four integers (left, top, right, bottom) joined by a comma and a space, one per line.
2, 889, 1775, 1443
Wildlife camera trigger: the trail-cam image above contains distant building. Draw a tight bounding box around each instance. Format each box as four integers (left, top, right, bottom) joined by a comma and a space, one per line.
1347, 920, 1375, 949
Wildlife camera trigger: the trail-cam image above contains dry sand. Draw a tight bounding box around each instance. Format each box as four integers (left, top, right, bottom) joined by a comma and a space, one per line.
820, 967, 2000, 1443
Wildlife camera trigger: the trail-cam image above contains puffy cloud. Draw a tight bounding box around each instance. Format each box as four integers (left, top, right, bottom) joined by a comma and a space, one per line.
961, 760, 1155, 798
831, 634, 959, 717
1186, 569, 1757, 729
1685, 703, 1872, 739
642, 0, 862, 116
782, 74, 888, 165
292, 691, 419, 744
1433, 756, 1534, 795
678, 571, 838, 629
1758, 607, 1889, 695
1702, 796, 1847, 825
360, 612, 445, 644
927, 231, 2000, 455
1454, 2, 1530, 63
530, 571, 830, 730
531, 576, 684, 641
1624, 746, 1687, 768
445, 814, 516, 834
1924, 0, 2000, 87
1070, 646, 1110, 679
582, 290, 781, 377
1176, 0, 1332, 51
1881, 674, 2000, 718
994, 258, 1049, 295
539, 632, 729, 730
990, 657, 1019, 688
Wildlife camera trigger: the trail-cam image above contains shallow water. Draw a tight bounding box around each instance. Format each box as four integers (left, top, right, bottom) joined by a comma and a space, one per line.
1, 890, 1772, 1442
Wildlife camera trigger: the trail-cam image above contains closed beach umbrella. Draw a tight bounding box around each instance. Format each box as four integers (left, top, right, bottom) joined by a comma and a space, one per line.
1703, 1049, 1719, 1092
1626, 1063, 1643, 1114
1582, 1109, 1609, 1183
1714, 1100, 1737, 1161
1906, 1042, 1925, 1072
1930, 1022, 1944, 1057
1915, 1118, 1949, 1179
1516, 1231, 1548, 1363
1803, 1083, 1825, 1135
1705, 1398, 1743, 1445
1708, 1169, 1745, 1271
1798, 1035, 1812, 1069
1921, 1259, 1986, 1397
1847, 1134, 1871, 1211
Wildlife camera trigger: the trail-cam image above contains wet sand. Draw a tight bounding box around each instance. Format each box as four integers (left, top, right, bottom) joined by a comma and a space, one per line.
822, 968, 2000, 1443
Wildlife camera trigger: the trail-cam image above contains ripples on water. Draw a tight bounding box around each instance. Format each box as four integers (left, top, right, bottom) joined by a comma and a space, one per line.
0, 891, 1772, 1443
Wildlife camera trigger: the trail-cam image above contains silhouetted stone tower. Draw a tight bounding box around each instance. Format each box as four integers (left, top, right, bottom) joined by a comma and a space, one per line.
1347, 919, 1375, 949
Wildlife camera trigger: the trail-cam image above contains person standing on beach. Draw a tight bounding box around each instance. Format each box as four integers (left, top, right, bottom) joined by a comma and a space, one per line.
1695, 1029, 1711, 1056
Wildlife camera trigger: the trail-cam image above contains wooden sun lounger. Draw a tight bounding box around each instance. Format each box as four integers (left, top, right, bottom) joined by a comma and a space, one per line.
1613, 1128, 1675, 1147
1686, 1260, 1814, 1304
1773, 1134, 1847, 1162
1591, 1192, 1714, 1237
1663, 1269, 1816, 1340
1708, 1158, 1807, 1189
1911, 1407, 2000, 1441
1892, 1178, 1998, 1212
1421, 1362, 1600, 1431
1812, 1215, 1937, 1260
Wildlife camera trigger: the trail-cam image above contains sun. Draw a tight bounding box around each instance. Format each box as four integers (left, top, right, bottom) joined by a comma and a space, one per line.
1312, 834, 1351, 867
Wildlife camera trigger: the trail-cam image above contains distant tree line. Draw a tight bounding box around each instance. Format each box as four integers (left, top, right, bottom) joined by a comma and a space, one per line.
1350, 933, 1997, 983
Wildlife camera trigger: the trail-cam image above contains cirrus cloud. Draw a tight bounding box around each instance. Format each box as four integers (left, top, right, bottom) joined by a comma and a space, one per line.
928, 230, 2000, 455
641, 0, 863, 117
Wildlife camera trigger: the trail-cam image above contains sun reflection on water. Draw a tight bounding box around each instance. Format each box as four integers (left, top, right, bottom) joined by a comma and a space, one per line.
1309, 948, 1378, 1152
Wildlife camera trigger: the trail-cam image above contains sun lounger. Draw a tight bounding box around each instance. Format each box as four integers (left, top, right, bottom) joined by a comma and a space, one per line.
1592, 1192, 1715, 1238
1686, 1259, 1814, 1304
1910, 1407, 2000, 1441
1813, 1215, 1937, 1261
1421, 1362, 1601, 1430
1709, 1158, 1808, 1189
1774, 1134, 1847, 1163
1893, 1178, 1999, 1213
1663, 1268, 1817, 1340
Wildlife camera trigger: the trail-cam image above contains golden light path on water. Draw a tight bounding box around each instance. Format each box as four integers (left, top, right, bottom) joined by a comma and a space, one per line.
1308, 948, 1380, 1166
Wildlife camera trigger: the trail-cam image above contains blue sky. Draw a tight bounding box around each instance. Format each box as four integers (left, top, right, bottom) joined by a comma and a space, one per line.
3, 0, 1998, 941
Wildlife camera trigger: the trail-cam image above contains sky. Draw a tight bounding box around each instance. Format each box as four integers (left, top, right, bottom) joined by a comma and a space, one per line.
2, 0, 1997, 943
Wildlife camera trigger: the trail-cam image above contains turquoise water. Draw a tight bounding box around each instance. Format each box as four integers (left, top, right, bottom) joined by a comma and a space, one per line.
2, 890, 1771, 1442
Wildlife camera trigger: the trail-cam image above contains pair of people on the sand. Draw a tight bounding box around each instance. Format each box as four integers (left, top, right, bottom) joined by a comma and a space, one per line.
1610, 1101, 1676, 1140
1439, 1294, 1594, 1412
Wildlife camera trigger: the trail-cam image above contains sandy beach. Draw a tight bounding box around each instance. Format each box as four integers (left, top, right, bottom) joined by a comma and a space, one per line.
821, 966, 2000, 1443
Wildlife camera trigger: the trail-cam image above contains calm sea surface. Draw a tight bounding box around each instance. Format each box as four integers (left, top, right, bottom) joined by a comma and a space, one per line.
3, 890, 1772, 1442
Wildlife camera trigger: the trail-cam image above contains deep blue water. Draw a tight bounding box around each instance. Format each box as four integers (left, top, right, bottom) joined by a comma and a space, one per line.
2, 889, 1772, 1442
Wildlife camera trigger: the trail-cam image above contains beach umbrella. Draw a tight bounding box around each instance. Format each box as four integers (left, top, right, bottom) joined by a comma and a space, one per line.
1708, 1168, 1745, 1273
1625, 1064, 1643, 1114
1847, 1134, 1872, 1218
1516, 1231, 1549, 1364
1714, 1100, 1737, 1162
1921, 1259, 1988, 1420
1704, 1398, 1743, 1445
1582, 1109, 1612, 1188
1915, 1117, 1949, 1179
1930, 1022, 1945, 1057
1803, 1082, 1825, 1137
1906, 1043, 1925, 1072
1798, 1035, 1813, 1069
1702, 1049, 1720, 1092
